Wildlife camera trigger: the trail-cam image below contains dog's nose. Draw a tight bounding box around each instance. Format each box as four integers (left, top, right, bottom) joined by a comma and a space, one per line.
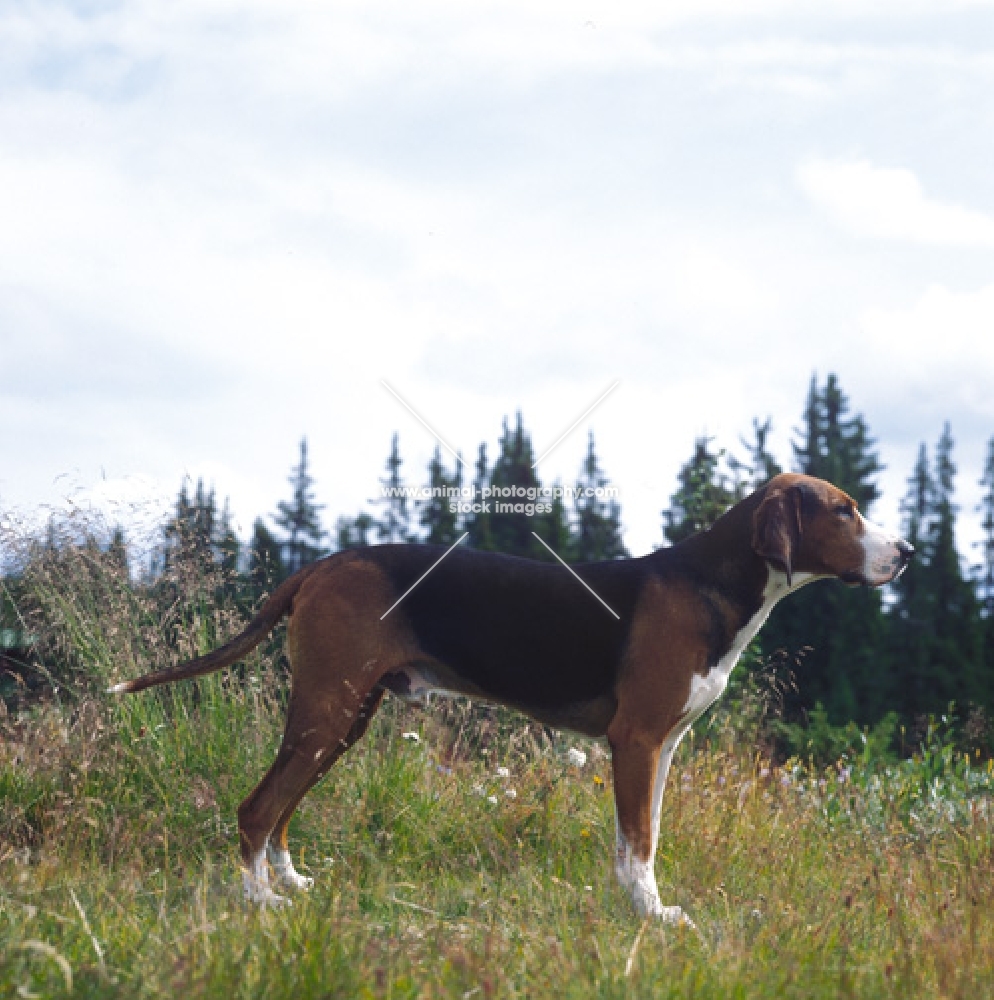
896, 538, 915, 562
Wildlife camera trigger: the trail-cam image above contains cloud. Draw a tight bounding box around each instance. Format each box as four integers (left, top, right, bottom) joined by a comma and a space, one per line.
798, 159, 994, 246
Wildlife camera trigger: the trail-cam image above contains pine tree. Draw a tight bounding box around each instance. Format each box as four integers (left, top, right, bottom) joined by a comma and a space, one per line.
488, 413, 549, 559
465, 444, 494, 551
889, 443, 937, 718
573, 432, 628, 561
925, 424, 982, 709
420, 445, 463, 546
273, 438, 326, 574
662, 437, 738, 545
793, 373, 882, 509
375, 434, 413, 544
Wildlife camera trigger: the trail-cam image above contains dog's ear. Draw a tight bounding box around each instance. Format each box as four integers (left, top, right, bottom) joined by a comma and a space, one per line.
752, 486, 803, 584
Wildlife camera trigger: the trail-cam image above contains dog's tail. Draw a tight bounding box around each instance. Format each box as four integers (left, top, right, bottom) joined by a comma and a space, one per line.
107, 562, 321, 696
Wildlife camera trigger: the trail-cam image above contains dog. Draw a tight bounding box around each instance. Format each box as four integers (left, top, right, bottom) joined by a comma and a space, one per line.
111, 473, 913, 921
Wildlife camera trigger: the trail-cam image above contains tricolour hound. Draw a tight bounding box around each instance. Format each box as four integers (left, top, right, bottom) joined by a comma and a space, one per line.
111, 473, 913, 922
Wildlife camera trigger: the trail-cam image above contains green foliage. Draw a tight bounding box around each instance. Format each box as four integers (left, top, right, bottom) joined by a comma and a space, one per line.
769, 703, 899, 768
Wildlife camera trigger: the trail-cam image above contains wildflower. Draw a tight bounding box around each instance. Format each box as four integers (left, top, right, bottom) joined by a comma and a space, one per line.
496, 765, 510, 779
593, 775, 605, 788
568, 748, 587, 768
580, 828, 590, 838
472, 783, 486, 796
487, 795, 499, 805
759, 766, 770, 779
505, 788, 517, 800
401, 732, 420, 743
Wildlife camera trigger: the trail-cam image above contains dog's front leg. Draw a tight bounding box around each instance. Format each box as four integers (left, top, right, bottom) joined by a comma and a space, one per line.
610, 735, 691, 926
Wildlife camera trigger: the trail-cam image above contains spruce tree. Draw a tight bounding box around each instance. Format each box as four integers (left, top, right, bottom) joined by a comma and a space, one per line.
925, 425, 982, 709
488, 413, 549, 559
273, 438, 326, 574
574, 432, 628, 561
420, 445, 463, 546
889, 444, 937, 718
793, 373, 881, 508
375, 434, 413, 544
465, 444, 494, 551
662, 437, 738, 545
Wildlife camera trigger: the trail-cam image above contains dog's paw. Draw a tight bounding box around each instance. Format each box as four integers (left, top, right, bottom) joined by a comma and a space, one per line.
266, 846, 314, 893
242, 871, 291, 909
273, 869, 314, 892
656, 905, 695, 929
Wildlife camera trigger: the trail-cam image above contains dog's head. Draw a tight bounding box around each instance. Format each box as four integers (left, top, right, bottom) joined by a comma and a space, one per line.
751, 473, 914, 587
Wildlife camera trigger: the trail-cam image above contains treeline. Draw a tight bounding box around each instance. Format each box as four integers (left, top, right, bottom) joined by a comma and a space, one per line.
6, 374, 993, 737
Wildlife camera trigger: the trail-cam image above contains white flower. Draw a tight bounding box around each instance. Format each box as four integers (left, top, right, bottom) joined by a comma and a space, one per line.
496, 765, 511, 779
505, 788, 517, 800
487, 795, 499, 805
472, 783, 486, 796
401, 731, 421, 743
568, 748, 587, 768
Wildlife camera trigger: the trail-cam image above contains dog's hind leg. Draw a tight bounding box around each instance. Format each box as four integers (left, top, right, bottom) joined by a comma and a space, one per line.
266, 686, 386, 892
237, 682, 380, 906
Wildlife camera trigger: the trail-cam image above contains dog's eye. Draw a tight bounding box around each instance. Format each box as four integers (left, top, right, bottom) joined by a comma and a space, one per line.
835, 505, 854, 520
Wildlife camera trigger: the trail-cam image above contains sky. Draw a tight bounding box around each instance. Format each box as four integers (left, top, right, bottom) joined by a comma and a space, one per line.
1, 0, 993, 566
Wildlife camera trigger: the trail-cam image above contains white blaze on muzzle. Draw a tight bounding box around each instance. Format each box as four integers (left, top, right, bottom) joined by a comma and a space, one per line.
859, 514, 910, 585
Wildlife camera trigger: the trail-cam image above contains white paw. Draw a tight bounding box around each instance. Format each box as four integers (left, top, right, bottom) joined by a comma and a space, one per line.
657, 905, 696, 929
273, 869, 314, 892
266, 845, 314, 893
242, 871, 291, 908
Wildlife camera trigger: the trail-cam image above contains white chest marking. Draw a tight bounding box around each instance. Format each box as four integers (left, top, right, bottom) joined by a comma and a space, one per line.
681, 569, 813, 722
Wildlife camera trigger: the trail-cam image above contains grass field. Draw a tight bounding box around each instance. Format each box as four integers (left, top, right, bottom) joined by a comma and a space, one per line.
1, 539, 993, 997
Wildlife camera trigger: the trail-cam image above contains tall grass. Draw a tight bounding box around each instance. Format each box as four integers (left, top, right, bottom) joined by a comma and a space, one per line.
1, 520, 993, 997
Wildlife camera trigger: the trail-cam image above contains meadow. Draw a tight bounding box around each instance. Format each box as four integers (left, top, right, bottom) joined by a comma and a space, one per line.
1, 535, 993, 998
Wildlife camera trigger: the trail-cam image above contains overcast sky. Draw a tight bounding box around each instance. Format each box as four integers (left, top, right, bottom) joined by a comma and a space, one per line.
2, 0, 993, 565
